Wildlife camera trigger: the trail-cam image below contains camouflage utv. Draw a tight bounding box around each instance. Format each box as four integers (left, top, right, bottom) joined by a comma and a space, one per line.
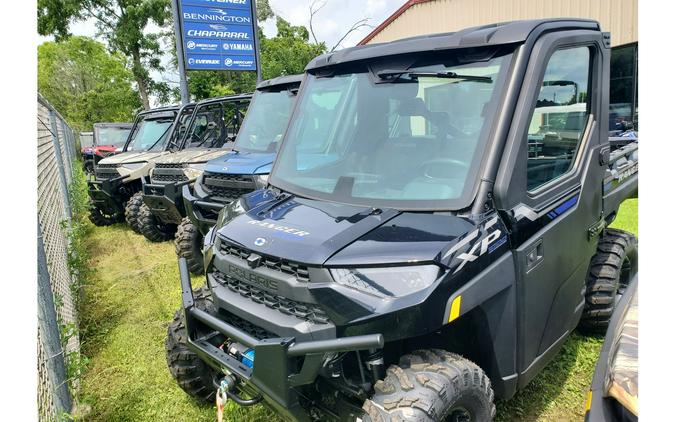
88, 104, 194, 228
138, 94, 252, 241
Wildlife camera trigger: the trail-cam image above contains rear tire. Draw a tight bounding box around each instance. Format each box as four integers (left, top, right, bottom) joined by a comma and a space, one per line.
362, 349, 496, 422
138, 204, 176, 242
165, 287, 218, 402
125, 191, 144, 234
579, 228, 638, 334
88, 206, 121, 226
175, 218, 204, 275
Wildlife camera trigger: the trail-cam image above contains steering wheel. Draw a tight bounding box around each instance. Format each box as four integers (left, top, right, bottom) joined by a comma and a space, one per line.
419, 158, 469, 179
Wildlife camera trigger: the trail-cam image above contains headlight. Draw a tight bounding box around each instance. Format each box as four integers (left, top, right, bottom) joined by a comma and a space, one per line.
330, 265, 441, 298
605, 290, 638, 416
254, 174, 269, 187
121, 162, 146, 171
184, 163, 207, 180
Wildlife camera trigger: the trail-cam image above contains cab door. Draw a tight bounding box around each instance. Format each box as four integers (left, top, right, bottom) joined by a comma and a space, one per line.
493, 31, 609, 388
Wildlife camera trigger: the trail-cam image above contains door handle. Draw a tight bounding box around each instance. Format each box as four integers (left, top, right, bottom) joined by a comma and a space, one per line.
525, 239, 544, 273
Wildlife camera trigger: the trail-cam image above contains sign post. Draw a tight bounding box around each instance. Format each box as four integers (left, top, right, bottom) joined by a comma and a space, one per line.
174, 0, 262, 87
171, 0, 190, 104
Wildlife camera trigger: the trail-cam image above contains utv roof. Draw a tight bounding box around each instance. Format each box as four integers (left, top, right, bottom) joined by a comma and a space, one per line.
138, 105, 181, 115
194, 93, 254, 108
93, 122, 133, 129
305, 18, 600, 71
256, 74, 303, 91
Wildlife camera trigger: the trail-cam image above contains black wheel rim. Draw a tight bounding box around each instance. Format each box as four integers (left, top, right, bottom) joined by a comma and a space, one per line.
447, 407, 472, 422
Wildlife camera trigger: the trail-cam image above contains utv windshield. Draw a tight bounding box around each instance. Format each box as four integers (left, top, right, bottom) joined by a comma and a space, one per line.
234, 88, 297, 153
271, 49, 513, 210
125, 116, 174, 152
94, 127, 131, 148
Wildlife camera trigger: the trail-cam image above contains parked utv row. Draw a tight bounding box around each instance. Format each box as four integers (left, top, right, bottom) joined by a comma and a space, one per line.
84, 18, 638, 422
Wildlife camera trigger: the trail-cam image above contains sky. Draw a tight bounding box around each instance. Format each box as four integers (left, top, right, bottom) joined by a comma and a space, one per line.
37, 0, 405, 105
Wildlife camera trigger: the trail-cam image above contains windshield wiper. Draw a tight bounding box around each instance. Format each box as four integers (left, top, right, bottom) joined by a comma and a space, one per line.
377, 69, 492, 83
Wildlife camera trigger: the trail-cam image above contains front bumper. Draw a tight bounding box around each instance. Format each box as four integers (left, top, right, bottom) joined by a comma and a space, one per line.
142, 179, 194, 225
178, 258, 383, 421
182, 184, 226, 235
87, 175, 129, 214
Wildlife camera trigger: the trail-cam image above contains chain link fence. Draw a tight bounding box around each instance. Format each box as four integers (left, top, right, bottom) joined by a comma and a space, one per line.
37, 94, 80, 421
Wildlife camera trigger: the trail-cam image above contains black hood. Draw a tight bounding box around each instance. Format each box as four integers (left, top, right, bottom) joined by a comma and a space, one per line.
216, 191, 476, 267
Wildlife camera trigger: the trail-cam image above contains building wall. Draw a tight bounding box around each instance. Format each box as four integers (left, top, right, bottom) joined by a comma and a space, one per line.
365, 0, 637, 47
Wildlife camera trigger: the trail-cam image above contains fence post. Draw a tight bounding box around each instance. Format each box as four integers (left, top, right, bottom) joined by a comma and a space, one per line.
49, 110, 72, 220
37, 219, 73, 417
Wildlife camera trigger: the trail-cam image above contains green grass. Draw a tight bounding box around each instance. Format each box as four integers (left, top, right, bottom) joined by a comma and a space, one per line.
78, 199, 637, 421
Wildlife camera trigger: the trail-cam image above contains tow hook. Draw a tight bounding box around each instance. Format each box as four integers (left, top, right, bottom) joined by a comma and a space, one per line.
215, 374, 264, 410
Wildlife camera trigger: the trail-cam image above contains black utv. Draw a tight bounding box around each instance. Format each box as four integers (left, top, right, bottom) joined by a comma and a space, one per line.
167, 19, 638, 421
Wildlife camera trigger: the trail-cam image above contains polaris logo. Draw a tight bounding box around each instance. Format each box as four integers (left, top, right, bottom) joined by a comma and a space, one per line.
246, 220, 310, 237
228, 265, 278, 290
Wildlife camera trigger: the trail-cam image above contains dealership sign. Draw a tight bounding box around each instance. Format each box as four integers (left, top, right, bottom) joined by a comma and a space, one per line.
179, 0, 257, 71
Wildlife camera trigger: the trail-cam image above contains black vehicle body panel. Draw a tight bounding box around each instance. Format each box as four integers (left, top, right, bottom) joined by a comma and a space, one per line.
176, 19, 638, 419
585, 277, 638, 422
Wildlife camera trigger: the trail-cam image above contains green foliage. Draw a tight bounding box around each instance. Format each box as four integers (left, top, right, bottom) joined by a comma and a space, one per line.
38, 36, 140, 131
187, 18, 325, 100
37, 0, 173, 108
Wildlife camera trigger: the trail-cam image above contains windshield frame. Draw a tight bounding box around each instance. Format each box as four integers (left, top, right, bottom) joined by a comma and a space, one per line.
268, 47, 517, 211
179, 95, 252, 151
233, 83, 301, 154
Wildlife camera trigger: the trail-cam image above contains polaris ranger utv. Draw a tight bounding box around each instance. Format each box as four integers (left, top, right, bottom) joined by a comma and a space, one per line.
136, 94, 252, 242
88, 105, 192, 227
167, 19, 638, 421
177, 74, 302, 274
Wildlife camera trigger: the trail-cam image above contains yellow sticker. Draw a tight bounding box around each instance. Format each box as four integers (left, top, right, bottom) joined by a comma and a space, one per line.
585, 391, 593, 413
448, 295, 462, 323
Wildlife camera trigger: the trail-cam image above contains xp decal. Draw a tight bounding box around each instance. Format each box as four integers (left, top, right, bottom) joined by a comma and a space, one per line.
443, 217, 506, 274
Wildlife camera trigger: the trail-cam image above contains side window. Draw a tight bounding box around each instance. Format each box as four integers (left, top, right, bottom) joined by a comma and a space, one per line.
526, 46, 591, 191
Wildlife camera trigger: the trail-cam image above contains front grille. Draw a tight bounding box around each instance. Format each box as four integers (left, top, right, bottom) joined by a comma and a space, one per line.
151, 173, 188, 183
202, 172, 256, 202
218, 308, 277, 340
220, 242, 310, 282
151, 164, 188, 184
212, 269, 329, 325
95, 164, 120, 180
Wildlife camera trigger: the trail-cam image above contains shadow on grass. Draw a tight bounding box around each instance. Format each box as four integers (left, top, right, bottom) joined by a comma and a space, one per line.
496, 332, 603, 421
78, 223, 145, 357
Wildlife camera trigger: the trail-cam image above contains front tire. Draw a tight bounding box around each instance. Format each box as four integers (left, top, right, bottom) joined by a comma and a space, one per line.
165, 287, 218, 402
125, 191, 144, 234
88, 206, 122, 226
579, 228, 638, 333
175, 218, 204, 275
362, 350, 496, 422
138, 204, 176, 242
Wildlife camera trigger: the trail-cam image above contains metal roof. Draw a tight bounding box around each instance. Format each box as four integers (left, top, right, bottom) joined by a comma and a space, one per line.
256, 74, 303, 90
306, 18, 600, 71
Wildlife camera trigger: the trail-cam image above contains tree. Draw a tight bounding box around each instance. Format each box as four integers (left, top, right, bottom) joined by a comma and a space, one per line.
185, 16, 325, 100
38, 0, 172, 110
38, 36, 141, 131
309, 0, 372, 52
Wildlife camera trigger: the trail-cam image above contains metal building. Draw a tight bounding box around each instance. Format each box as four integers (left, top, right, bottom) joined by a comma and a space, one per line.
359, 0, 638, 130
